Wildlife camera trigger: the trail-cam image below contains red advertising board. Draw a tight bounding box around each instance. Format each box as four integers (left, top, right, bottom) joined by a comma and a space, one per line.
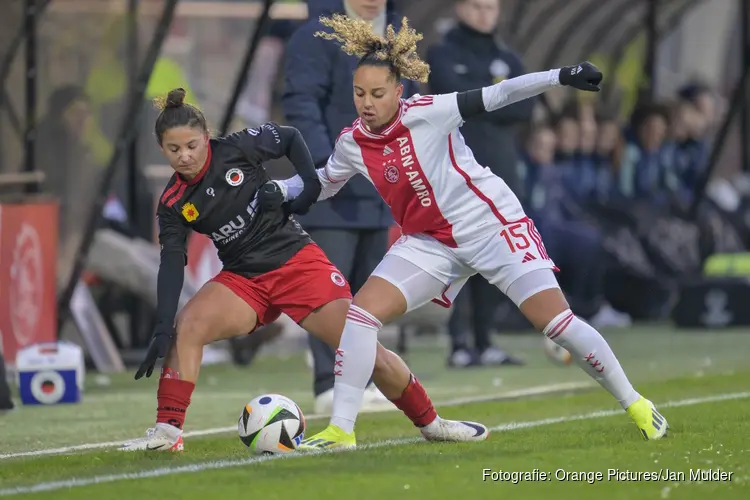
0, 201, 59, 365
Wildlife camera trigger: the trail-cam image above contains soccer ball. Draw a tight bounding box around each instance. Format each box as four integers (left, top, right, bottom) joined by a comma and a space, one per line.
238, 394, 306, 455
542, 336, 573, 365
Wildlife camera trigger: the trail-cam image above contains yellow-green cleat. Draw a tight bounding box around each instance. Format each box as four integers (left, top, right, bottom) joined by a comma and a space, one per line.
626, 397, 668, 440
298, 424, 356, 452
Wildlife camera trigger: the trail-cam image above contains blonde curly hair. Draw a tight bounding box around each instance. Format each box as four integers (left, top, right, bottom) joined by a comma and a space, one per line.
314, 14, 430, 83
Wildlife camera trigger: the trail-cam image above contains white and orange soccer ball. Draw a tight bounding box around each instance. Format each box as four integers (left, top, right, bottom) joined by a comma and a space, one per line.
542, 336, 573, 365
238, 394, 306, 455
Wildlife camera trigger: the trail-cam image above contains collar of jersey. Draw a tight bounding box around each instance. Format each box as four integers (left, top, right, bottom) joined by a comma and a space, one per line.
177, 143, 213, 186
357, 100, 404, 139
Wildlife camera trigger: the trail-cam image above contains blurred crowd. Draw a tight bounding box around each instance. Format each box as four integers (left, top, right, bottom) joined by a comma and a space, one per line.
520, 87, 717, 218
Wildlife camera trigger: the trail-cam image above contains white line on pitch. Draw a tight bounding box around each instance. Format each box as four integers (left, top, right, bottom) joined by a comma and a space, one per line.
1, 390, 748, 497
0, 382, 591, 460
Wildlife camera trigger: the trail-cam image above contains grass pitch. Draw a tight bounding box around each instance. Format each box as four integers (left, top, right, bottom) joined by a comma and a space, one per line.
0, 327, 749, 499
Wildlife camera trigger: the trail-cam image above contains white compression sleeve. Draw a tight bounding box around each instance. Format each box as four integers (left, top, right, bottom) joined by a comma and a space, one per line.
278, 168, 343, 202
276, 176, 302, 201
481, 69, 561, 112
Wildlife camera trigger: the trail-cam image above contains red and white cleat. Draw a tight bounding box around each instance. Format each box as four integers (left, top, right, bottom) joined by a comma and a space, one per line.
119, 423, 184, 452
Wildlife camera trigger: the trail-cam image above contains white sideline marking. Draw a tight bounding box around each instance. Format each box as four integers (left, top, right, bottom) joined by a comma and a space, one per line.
1, 390, 748, 496
0, 382, 591, 460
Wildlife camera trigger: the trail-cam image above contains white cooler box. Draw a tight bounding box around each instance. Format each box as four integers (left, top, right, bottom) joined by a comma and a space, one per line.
16, 341, 85, 405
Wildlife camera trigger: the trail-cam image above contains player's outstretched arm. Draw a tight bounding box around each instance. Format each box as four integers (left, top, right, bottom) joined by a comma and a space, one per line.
274, 134, 358, 205
277, 166, 348, 203
135, 207, 188, 380
459, 62, 602, 119
419, 62, 602, 134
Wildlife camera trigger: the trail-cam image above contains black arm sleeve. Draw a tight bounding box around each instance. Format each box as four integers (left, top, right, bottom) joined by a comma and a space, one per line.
155, 204, 189, 328
277, 125, 318, 183
230, 122, 318, 183
456, 89, 486, 120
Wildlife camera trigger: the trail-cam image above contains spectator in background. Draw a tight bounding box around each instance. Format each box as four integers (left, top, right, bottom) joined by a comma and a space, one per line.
616, 102, 675, 205
669, 98, 709, 207
554, 101, 597, 204
593, 113, 622, 204
679, 82, 719, 136
550, 107, 584, 220
237, 19, 303, 128
35, 85, 100, 281
282, 0, 417, 412
519, 124, 632, 328
0, 351, 12, 412
427, 0, 532, 195
426, 0, 529, 368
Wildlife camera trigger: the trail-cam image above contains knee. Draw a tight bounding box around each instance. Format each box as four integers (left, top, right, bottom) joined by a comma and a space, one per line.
174, 310, 213, 346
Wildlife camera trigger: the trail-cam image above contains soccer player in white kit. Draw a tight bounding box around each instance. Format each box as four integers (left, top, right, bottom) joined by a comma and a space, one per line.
279, 14, 668, 450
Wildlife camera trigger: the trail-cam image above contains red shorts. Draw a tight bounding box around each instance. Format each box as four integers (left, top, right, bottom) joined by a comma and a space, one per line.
211, 243, 352, 330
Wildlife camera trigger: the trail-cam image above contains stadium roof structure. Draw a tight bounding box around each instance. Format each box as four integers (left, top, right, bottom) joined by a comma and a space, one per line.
405, 0, 705, 110
504, 0, 702, 69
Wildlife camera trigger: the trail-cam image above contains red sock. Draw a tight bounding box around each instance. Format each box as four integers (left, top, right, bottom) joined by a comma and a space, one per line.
390, 375, 438, 427
156, 368, 195, 430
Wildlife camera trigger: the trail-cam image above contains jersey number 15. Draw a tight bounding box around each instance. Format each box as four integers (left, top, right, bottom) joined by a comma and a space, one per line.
499, 223, 530, 253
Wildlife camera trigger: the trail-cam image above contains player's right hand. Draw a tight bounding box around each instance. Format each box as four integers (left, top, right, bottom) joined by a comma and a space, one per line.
286, 179, 321, 216
135, 325, 175, 380
258, 181, 285, 211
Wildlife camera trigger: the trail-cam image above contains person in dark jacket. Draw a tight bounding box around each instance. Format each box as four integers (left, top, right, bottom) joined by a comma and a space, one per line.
426, 0, 529, 367
282, 0, 420, 413
0, 351, 13, 411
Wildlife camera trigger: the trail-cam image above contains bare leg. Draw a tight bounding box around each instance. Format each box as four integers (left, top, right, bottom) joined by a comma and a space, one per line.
166, 282, 258, 383
121, 281, 259, 451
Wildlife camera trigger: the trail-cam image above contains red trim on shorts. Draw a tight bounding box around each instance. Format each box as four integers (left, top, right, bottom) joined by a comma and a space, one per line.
431, 284, 452, 308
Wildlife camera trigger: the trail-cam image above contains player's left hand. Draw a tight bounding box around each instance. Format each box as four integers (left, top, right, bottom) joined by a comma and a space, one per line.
135, 325, 175, 380
559, 62, 602, 92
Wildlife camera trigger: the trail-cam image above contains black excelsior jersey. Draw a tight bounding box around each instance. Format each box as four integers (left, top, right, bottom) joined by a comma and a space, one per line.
156, 122, 312, 278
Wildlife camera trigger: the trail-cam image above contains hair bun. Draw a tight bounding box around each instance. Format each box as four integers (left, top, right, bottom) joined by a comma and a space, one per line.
165, 88, 186, 108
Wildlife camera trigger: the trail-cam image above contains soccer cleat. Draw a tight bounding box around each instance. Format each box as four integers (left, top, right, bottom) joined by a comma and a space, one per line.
298, 424, 356, 451
626, 397, 668, 440
119, 423, 184, 452
420, 417, 489, 442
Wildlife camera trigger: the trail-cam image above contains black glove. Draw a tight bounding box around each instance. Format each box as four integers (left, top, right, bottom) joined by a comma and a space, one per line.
559, 62, 602, 92
135, 325, 175, 380
257, 181, 285, 211
286, 179, 321, 216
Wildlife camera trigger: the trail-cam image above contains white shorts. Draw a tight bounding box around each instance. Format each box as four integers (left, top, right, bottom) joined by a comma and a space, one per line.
371, 218, 559, 312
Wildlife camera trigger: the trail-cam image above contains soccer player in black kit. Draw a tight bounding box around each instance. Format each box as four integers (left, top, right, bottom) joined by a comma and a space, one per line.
120, 88, 488, 452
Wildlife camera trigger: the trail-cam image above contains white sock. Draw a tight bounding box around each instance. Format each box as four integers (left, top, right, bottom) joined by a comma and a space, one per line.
330, 305, 381, 433
544, 310, 640, 409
